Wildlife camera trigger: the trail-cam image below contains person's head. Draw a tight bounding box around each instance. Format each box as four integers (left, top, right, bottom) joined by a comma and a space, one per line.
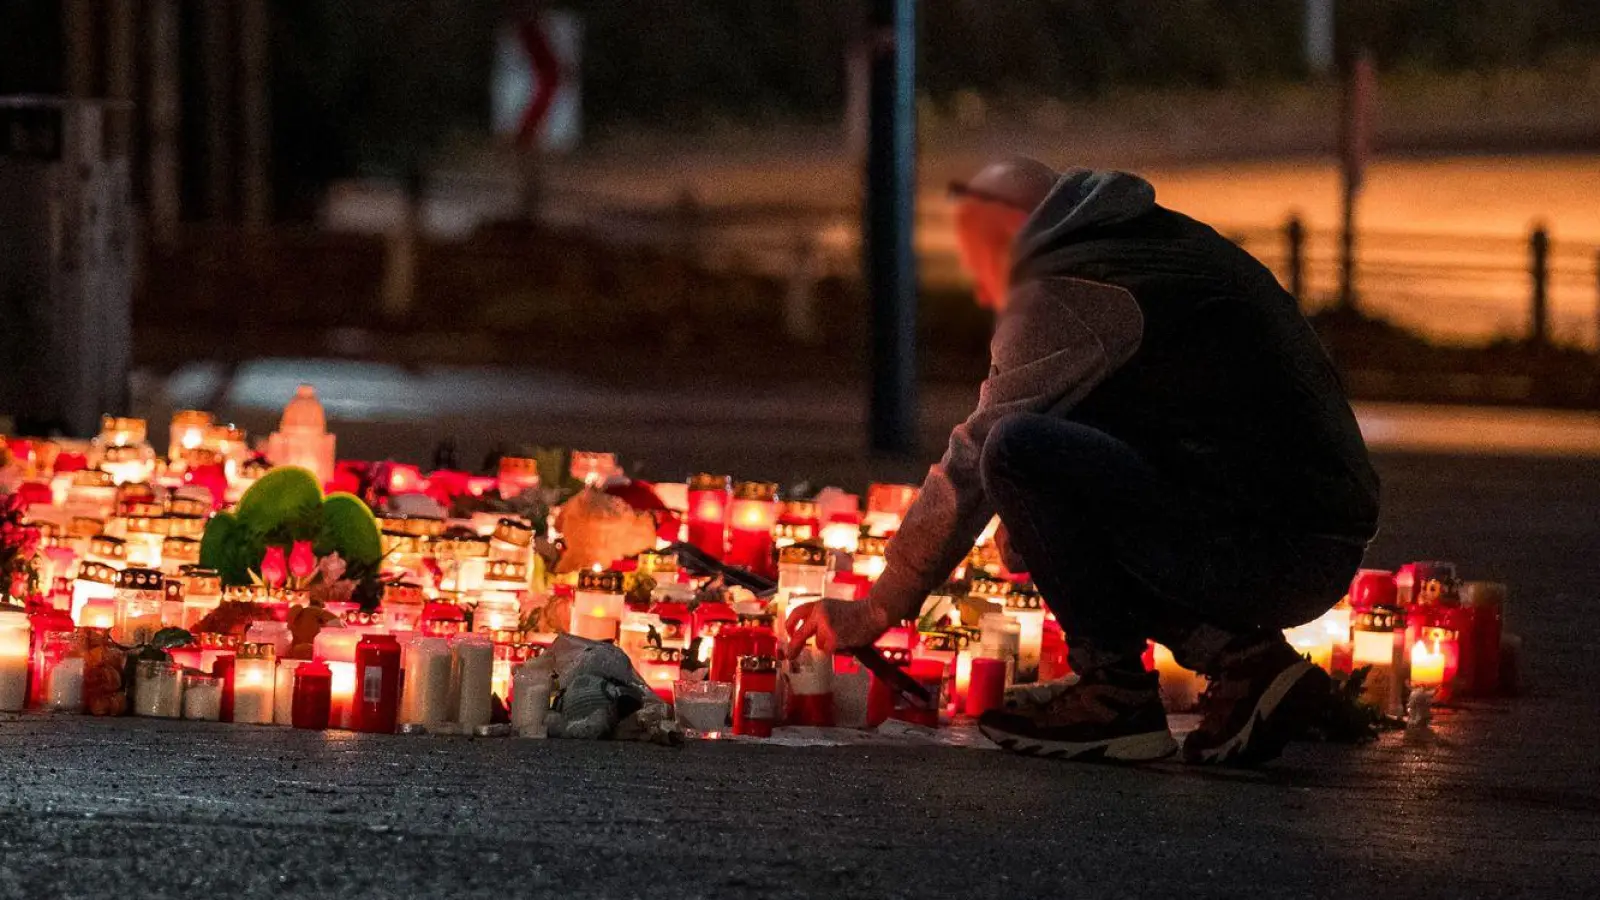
949, 157, 1059, 313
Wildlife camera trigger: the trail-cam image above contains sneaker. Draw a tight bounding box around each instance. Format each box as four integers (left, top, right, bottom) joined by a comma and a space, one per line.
1182, 638, 1331, 767
979, 669, 1178, 763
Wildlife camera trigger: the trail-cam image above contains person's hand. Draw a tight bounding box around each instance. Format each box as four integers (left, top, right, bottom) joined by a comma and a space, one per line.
784, 598, 891, 660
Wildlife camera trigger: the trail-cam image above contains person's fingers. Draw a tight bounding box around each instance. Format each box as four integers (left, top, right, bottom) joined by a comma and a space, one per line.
787, 616, 820, 661
784, 601, 814, 638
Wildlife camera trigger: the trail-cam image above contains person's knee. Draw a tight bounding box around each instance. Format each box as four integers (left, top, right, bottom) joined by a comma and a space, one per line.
980, 413, 1053, 492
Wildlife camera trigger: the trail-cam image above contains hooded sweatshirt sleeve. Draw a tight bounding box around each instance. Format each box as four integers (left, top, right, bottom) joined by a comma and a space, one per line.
870, 277, 1144, 622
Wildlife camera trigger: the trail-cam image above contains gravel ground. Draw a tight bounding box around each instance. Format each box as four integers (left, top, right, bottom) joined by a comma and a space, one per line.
1, 452, 1596, 899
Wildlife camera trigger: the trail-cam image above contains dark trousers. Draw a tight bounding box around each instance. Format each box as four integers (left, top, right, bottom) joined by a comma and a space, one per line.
980, 413, 1364, 677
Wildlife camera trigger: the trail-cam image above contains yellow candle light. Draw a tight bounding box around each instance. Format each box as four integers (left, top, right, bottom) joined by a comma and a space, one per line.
0, 609, 32, 711
1410, 639, 1447, 689
232, 643, 277, 725
570, 569, 625, 642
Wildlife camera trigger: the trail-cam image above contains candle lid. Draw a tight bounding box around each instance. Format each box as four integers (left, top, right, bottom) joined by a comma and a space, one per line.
637, 550, 678, 573
732, 481, 778, 502
968, 574, 1011, 598
380, 531, 423, 556
484, 559, 529, 585
780, 499, 820, 520
683, 473, 727, 494
166, 496, 209, 518
777, 543, 827, 567
295, 660, 332, 680
643, 646, 684, 665
492, 517, 534, 547
117, 567, 163, 591
68, 516, 104, 538
577, 568, 625, 594
171, 409, 213, 428
855, 535, 888, 557
1004, 585, 1044, 612
738, 654, 777, 674
918, 630, 969, 652
238, 641, 277, 660
162, 536, 201, 562
433, 535, 490, 559
181, 447, 224, 468
73, 469, 115, 488
119, 500, 166, 519
1355, 605, 1403, 632
165, 515, 206, 538
89, 535, 127, 559
76, 561, 119, 585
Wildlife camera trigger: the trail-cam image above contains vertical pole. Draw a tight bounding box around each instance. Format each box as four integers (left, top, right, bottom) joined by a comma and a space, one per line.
1529, 224, 1549, 347
107, 0, 136, 155
148, 0, 182, 243
1285, 214, 1306, 303
240, 0, 272, 226
1338, 52, 1374, 313
202, 0, 234, 220
864, 0, 918, 458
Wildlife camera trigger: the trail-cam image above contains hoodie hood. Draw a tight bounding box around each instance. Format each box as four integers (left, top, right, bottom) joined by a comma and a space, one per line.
1012, 169, 1157, 276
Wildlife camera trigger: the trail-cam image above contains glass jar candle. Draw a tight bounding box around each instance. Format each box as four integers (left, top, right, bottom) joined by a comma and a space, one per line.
490, 517, 535, 564
511, 662, 553, 737
183, 672, 223, 721
852, 535, 888, 582
39, 626, 85, 713
232, 642, 277, 725
112, 567, 165, 646
482, 559, 530, 598
399, 635, 455, 729
159, 536, 200, 578
1003, 584, 1047, 683
27, 610, 75, 709
775, 499, 820, 549
133, 659, 182, 718
978, 612, 1021, 685
65, 469, 118, 519
618, 611, 664, 667
274, 659, 303, 725
382, 581, 426, 633
1352, 605, 1406, 717
452, 633, 495, 730
0, 609, 33, 711
435, 536, 489, 594
709, 614, 777, 684
685, 474, 731, 557
168, 409, 214, 464
783, 645, 834, 726
691, 601, 738, 670
174, 567, 222, 630
473, 592, 522, 637
777, 544, 828, 601
820, 513, 862, 554
638, 646, 683, 705
570, 569, 625, 642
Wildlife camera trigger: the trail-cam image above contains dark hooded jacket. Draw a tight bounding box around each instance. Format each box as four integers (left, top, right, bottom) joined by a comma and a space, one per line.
873, 170, 1379, 618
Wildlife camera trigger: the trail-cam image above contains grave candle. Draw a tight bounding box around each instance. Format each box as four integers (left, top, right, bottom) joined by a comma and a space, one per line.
167, 410, 213, 464
733, 655, 779, 737
638, 646, 683, 706
273, 659, 303, 725
1352, 605, 1406, 717
511, 662, 553, 737
726, 481, 778, 576
232, 643, 276, 725
1150, 643, 1206, 712
113, 567, 165, 646
852, 535, 888, 582
353, 633, 402, 734
291, 661, 332, 730
133, 659, 182, 718
570, 568, 625, 642
777, 544, 828, 600
1410, 638, 1447, 692
497, 455, 540, 500
685, 474, 730, 557
1460, 581, 1505, 696
0, 609, 33, 711
864, 483, 918, 535
182, 672, 222, 721
313, 628, 363, 728
399, 636, 455, 729
47, 655, 85, 713
820, 513, 862, 554
453, 633, 494, 730
965, 656, 1007, 717
71, 561, 119, 625
1003, 584, 1047, 683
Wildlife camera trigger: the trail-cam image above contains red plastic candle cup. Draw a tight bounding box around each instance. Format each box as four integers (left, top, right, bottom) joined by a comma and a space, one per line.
726, 481, 779, 576
965, 657, 1007, 718
1461, 582, 1505, 696
353, 634, 402, 734
733, 655, 778, 737
685, 474, 731, 558
1348, 569, 1396, 612
212, 654, 237, 723
291, 661, 333, 730
709, 617, 776, 684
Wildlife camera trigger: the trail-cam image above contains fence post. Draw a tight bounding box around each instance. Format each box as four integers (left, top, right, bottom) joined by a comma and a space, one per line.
1285, 215, 1306, 304
1529, 224, 1549, 347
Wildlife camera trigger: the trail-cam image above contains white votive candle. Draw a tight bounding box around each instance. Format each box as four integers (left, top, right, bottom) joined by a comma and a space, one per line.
452, 634, 494, 729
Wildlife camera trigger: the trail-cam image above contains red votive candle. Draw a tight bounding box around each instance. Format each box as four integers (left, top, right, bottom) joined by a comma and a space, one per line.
726, 481, 778, 577
1461, 582, 1505, 696
733, 655, 778, 737
291, 660, 332, 730
353, 634, 402, 733
1348, 569, 1396, 612
709, 616, 777, 684
965, 657, 1007, 718
212, 654, 236, 723
685, 474, 730, 558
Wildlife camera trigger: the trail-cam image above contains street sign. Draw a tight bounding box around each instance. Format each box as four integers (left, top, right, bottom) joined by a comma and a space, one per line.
492, 11, 581, 154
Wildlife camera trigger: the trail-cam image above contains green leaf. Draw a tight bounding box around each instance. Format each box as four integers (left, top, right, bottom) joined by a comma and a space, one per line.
318, 492, 383, 569
148, 628, 195, 651
235, 466, 324, 533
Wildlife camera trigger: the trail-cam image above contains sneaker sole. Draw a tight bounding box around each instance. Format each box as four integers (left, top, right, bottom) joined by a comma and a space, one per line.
980, 722, 1179, 764
1184, 659, 1326, 767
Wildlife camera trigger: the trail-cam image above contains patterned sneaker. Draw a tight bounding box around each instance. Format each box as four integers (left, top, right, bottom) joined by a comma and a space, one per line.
1182, 638, 1332, 767
979, 669, 1177, 763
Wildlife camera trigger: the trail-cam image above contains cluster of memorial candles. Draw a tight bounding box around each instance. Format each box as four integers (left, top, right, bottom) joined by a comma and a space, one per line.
0, 394, 1511, 741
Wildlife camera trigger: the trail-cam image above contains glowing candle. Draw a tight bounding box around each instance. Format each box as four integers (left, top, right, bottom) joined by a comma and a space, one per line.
79, 599, 118, 630
0, 609, 32, 711
232, 643, 277, 725
1003, 585, 1047, 684
382, 582, 426, 633
864, 483, 917, 536
168, 410, 213, 464
1352, 605, 1405, 716
1150, 642, 1206, 711
133, 659, 182, 718
570, 568, 625, 641
313, 628, 363, 728
183, 672, 222, 721
777, 544, 828, 600
726, 481, 779, 576
112, 568, 165, 646
176, 568, 223, 630
399, 636, 455, 729
273, 659, 303, 725
852, 535, 888, 582
820, 514, 861, 554
638, 646, 683, 705
1410, 639, 1447, 690
511, 662, 553, 737
685, 474, 730, 557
